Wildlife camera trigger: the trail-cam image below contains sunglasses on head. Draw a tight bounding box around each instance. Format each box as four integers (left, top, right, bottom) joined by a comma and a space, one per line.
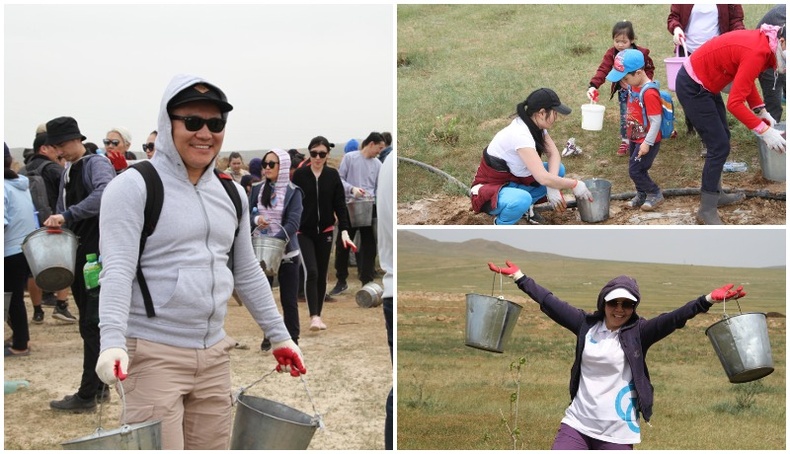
170, 115, 226, 133
262, 160, 278, 169
142, 142, 155, 152
309, 150, 328, 158
103, 139, 120, 147
605, 300, 636, 310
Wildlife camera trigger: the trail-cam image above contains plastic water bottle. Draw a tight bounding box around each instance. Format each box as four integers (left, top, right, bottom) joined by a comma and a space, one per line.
5, 380, 30, 394
83, 253, 102, 300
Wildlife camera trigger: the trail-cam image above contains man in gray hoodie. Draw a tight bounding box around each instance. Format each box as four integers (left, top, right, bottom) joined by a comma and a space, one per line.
95, 74, 306, 449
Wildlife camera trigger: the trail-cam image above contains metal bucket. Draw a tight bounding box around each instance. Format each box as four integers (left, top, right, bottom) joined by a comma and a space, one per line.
21, 227, 78, 292
576, 178, 611, 223
705, 312, 774, 383
465, 294, 522, 353
355, 282, 383, 308
253, 236, 286, 276
756, 122, 785, 182
231, 394, 319, 450
347, 198, 374, 227
61, 421, 162, 450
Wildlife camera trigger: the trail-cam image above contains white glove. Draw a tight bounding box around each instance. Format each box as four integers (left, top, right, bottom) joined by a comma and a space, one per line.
673, 27, 686, 46
758, 127, 786, 153
586, 87, 599, 103
546, 187, 565, 210
756, 109, 777, 128
572, 180, 593, 202
341, 230, 357, 252
351, 187, 366, 198
272, 339, 307, 377
95, 347, 129, 385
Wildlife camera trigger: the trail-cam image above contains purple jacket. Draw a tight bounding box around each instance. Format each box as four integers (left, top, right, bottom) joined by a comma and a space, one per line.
515, 274, 713, 422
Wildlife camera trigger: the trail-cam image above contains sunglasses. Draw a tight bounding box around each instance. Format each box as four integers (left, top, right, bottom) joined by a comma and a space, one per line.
170, 115, 226, 133
309, 151, 328, 159
262, 161, 278, 169
142, 142, 155, 152
103, 139, 120, 147
605, 300, 636, 310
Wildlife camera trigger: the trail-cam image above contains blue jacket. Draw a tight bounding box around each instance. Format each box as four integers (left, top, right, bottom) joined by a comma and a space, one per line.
248, 181, 303, 255
515, 274, 713, 422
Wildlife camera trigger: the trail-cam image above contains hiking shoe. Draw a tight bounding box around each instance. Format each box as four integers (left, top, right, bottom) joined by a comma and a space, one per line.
641, 193, 664, 211
53, 305, 78, 324
625, 192, 647, 209
50, 393, 96, 413
328, 281, 348, 296
617, 141, 629, 156
32, 310, 44, 324
41, 292, 57, 307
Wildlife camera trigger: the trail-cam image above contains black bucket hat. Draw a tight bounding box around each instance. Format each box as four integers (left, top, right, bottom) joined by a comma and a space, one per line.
45, 117, 87, 145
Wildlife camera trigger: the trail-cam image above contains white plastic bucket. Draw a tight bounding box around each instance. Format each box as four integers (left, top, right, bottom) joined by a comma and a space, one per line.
21, 227, 78, 292
756, 122, 785, 182
581, 104, 605, 131
664, 44, 687, 92
576, 178, 611, 223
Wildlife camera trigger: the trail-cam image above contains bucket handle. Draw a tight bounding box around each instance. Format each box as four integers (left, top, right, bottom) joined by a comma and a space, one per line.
490, 269, 505, 299
253, 220, 290, 245
674, 42, 689, 59
720, 295, 744, 320
235, 368, 325, 430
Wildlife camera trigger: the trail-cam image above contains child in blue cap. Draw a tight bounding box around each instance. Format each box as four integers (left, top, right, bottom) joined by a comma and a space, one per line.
606, 49, 665, 211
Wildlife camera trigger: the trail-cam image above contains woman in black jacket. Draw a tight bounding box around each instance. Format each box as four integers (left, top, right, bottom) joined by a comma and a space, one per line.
292, 136, 356, 331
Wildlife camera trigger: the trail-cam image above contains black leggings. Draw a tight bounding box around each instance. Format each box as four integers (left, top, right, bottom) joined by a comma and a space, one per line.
267, 258, 300, 342
298, 231, 334, 317
4, 253, 30, 351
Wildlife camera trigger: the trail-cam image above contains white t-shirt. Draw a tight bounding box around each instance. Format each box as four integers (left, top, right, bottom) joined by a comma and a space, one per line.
561, 321, 641, 445
485, 117, 540, 178
686, 3, 720, 53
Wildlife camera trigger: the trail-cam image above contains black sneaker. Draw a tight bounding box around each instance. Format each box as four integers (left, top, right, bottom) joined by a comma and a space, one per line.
50, 393, 96, 413
41, 292, 57, 307
328, 281, 348, 296
32, 310, 45, 324
53, 305, 77, 324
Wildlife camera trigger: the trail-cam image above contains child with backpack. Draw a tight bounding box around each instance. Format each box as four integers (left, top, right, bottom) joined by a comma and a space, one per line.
587, 20, 655, 157
606, 49, 665, 211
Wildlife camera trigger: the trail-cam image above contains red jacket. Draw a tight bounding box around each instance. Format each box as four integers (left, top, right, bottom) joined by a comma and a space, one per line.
589, 45, 655, 100
470, 149, 540, 213
687, 29, 777, 131
667, 4, 745, 36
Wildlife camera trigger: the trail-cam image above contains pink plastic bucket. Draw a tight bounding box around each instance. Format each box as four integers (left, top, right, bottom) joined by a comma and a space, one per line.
664, 44, 687, 92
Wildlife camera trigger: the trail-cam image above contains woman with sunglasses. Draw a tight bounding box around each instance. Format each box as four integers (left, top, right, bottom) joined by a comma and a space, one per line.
250, 149, 303, 350
103, 127, 133, 171
292, 136, 356, 331
488, 260, 745, 450
142, 130, 157, 159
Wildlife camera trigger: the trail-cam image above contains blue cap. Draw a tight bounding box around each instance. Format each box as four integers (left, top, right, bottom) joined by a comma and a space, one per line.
606, 49, 645, 82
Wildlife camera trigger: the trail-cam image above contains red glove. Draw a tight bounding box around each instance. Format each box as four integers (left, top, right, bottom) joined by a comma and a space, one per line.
272, 340, 307, 377
106, 149, 128, 171
488, 260, 524, 280
709, 283, 746, 302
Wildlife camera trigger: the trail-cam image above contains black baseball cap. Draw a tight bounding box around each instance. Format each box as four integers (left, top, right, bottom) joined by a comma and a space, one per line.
167, 82, 234, 113
525, 88, 572, 115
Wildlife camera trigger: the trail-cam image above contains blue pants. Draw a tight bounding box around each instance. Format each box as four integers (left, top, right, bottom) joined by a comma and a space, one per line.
675, 67, 731, 193
618, 87, 629, 140
489, 163, 566, 225
628, 141, 661, 195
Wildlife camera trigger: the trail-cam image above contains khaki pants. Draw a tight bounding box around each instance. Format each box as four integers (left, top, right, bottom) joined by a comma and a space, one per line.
122, 336, 236, 449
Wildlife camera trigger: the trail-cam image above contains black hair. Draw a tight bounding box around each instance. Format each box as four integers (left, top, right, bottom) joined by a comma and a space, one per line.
361, 132, 385, 149
612, 20, 636, 41
4, 152, 17, 179
288, 149, 305, 169
382, 132, 392, 146
308, 136, 334, 152
150, 130, 158, 136
228, 151, 243, 162
260, 151, 279, 208
84, 142, 98, 155
515, 101, 548, 157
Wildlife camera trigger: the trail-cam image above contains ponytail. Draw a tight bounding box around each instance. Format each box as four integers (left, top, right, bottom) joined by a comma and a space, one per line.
516, 101, 547, 157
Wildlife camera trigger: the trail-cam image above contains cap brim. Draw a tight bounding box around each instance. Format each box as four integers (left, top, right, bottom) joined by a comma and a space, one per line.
604, 287, 638, 302
553, 103, 572, 115
169, 97, 234, 113
606, 69, 626, 83
45, 133, 86, 145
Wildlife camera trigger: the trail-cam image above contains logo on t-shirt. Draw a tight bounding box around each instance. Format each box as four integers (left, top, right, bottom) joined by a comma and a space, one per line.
615, 382, 640, 433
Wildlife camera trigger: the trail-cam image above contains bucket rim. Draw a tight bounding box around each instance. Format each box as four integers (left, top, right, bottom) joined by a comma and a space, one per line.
61, 419, 162, 445
22, 226, 78, 246
236, 393, 319, 428
705, 311, 768, 334
465, 293, 523, 308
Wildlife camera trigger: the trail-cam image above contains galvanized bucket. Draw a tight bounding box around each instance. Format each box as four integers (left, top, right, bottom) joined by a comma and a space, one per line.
355, 282, 383, 308
230, 372, 322, 450
251, 224, 289, 276
347, 198, 374, 228
21, 227, 78, 292
465, 294, 522, 353
706, 312, 774, 383
576, 178, 611, 223
756, 122, 785, 182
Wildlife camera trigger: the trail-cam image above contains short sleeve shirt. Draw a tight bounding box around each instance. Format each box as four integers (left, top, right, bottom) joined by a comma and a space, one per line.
626, 86, 663, 143
485, 117, 540, 178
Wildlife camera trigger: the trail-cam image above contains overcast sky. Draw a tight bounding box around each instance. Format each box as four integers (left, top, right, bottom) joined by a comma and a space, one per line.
4, 4, 393, 154
408, 228, 786, 268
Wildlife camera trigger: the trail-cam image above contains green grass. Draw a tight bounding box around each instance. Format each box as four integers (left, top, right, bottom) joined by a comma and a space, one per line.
396, 233, 786, 449
397, 4, 779, 203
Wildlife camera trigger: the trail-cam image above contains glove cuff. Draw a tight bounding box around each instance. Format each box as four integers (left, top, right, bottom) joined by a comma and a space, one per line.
512, 271, 525, 281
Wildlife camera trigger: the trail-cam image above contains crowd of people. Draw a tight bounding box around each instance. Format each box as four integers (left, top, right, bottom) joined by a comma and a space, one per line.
4, 73, 394, 449
471, 4, 786, 225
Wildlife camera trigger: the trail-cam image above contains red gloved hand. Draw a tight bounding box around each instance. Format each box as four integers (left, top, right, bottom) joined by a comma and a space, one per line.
709, 283, 746, 302
341, 230, 357, 253
106, 149, 128, 171
488, 260, 524, 281
272, 340, 307, 377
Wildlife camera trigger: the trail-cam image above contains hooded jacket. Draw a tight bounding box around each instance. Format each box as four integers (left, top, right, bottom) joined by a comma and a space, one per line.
249, 149, 303, 255
515, 274, 713, 422
98, 74, 290, 351
4, 175, 37, 257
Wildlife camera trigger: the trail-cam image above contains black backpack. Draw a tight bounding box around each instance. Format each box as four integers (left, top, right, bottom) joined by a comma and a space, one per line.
19, 159, 56, 226
129, 161, 242, 318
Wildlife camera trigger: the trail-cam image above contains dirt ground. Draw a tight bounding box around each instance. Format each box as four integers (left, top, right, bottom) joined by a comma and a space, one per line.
3, 278, 391, 450
398, 176, 786, 225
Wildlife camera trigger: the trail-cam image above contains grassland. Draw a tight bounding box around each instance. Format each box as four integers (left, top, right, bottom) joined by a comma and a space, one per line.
397, 4, 780, 203
396, 231, 786, 449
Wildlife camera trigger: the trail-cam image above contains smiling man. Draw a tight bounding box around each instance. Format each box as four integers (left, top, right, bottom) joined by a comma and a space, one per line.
95, 75, 306, 449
